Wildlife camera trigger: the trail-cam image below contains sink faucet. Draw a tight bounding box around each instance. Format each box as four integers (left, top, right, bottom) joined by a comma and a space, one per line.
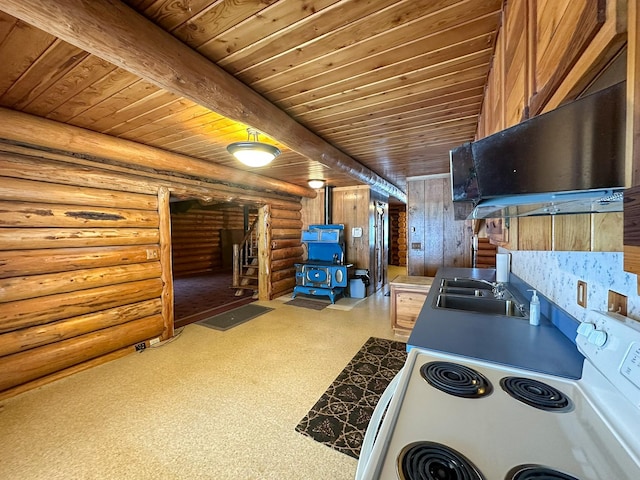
452, 277, 506, 299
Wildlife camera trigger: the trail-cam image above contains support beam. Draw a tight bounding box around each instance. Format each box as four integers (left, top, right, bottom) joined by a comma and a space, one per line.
0, 108, 311, 198
0, 0, 407, 203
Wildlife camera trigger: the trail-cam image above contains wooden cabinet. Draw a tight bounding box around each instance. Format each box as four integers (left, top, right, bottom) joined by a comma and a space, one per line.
390, 275, 434, 336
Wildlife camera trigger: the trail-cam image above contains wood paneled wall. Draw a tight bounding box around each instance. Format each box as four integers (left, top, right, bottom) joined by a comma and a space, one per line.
407, 176, 473, 276
300, 185, 389, 295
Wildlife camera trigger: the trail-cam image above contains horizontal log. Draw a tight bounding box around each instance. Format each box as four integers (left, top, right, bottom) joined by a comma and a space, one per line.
0, 245, 160, 279
0, 200, 159, 228
0, 143, 304, 209
0, 175, 157, 210
271, 257, 300, 271
0, 107, 314, 198
0, 314, 164, 392
0, 278, 163, 333
271, 239, 302, 249
0, 262, 161, 303
271, 208, 302, 219
271, 218, 303, 230
174, 267, 214, 275
271, 277, 296, 299
170, 185, 303, 211
271, 246, 304, 261
271, 229, 302, 240
172, 248, 222, 258
172, 257, 221, 267
0, 227, 159, 250
0, 346, 131, 401
0, 149, 158, 195
0, 299, 162, 357
271, 267, 296, 283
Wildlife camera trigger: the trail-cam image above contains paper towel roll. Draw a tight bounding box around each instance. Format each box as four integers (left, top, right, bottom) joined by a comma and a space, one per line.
496, 253, 511, 283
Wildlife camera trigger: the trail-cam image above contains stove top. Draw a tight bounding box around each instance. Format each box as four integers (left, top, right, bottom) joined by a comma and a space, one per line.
359, 311, 640, 479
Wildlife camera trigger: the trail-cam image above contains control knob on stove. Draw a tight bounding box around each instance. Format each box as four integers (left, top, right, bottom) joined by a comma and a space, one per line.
587, 329, 608, 348
577, 321, 595, 337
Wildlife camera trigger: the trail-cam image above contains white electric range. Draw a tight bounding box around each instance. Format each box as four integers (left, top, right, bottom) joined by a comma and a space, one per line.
356, 310, 640, 479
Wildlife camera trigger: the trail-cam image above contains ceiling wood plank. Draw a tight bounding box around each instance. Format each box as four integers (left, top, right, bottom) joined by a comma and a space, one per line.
0, 0, 406, 202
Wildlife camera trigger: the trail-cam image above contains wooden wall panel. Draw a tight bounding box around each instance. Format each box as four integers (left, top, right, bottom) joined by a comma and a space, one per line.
332, 186, 371, 271
407, 180, 427, 276
553, 214, 591, 251
407, 177, 472, 276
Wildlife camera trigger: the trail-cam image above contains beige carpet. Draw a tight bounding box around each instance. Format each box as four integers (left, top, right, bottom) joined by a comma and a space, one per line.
0, 267, 406, 480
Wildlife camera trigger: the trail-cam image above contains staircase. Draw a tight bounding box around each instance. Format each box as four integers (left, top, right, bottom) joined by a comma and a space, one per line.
232, 219, 259, 298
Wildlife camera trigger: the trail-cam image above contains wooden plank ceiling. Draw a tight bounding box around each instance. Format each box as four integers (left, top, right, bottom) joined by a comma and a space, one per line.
0, 0, 502, 201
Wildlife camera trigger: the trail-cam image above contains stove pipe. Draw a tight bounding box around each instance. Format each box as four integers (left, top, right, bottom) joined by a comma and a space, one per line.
324, 185, 334, 224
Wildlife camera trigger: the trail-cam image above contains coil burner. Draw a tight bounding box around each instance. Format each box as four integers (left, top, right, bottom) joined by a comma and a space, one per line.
420, 361, 493, 398
398, 441, 484, 480
500, 377, 572, 412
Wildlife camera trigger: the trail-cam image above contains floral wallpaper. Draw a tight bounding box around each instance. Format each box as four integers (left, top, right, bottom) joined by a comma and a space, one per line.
499, 250, 639, 322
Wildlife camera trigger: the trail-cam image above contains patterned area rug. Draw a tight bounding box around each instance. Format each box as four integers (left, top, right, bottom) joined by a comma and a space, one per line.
295, 337, 407, 459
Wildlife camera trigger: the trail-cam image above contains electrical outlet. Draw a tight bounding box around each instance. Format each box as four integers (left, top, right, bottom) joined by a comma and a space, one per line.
577, 281, 587, 308
134, 342, 146, 352
149, 337, 160, 346
146, 248, 158, 260
608, 290, 628, 316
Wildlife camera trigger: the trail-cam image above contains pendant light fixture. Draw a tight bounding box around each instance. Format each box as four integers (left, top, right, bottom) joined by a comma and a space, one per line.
308, 179, 326, 189
227, 128, 281, 167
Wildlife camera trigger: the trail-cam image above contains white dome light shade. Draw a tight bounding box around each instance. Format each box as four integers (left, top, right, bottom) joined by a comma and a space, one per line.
308, 179, 326, 189
227, 142, 281, 167
227, 128, 281, 167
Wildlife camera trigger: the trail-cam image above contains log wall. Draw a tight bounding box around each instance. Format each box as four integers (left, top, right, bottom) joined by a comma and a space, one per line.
390, 204, 407, 266
268, 206, 303, 299
0, 143, 303, 399
0, 151, 164, 397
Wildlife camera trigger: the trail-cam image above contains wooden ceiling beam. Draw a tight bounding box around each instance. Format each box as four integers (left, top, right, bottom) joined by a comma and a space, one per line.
0, 0, 406, 202
0, 107, 311, 198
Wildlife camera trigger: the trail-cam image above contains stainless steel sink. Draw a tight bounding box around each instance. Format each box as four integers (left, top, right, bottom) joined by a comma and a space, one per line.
439, 286, 492, 297
440, 278, 493, 290
435, 294, 527, 318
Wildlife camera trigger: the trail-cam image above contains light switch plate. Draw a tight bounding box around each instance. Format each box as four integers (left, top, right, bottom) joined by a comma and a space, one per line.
352, 227, 363, 238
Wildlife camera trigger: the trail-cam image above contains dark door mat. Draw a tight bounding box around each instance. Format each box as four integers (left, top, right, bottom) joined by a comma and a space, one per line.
284, 297, 329, 310
197, 304, 273, 331
295, 337, 407, 459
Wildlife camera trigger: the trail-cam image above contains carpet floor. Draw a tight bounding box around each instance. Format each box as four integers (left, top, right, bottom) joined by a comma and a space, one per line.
295, 337, 407, 459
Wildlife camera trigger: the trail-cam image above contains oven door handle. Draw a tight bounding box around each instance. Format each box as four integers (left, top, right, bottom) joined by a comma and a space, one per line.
355, 368, 403, 480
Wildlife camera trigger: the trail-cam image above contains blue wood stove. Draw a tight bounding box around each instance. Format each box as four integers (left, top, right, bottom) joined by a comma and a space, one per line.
292, 224, 353, 303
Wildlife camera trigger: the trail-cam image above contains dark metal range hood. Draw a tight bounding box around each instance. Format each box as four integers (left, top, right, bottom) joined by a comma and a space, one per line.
450, 81, 626, 220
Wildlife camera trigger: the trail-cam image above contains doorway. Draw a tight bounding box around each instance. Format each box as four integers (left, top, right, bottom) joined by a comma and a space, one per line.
169, 198, 258, 328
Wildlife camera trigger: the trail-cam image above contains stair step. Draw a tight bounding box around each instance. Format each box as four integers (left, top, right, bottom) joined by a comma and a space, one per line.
231, 285, 258, 291
240, 274, 258, 280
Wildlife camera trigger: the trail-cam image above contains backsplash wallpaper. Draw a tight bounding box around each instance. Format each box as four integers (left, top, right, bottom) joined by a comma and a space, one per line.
501, 250, 639, 322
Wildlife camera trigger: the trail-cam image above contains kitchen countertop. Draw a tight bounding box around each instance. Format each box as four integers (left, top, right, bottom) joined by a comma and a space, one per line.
407, 267, 585, 379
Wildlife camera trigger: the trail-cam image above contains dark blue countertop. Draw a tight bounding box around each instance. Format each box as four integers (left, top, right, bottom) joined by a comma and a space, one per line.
407, 267, 585, 379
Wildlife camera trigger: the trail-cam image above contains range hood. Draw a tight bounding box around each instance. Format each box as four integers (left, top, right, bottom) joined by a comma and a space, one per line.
450, 81, 626, 219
